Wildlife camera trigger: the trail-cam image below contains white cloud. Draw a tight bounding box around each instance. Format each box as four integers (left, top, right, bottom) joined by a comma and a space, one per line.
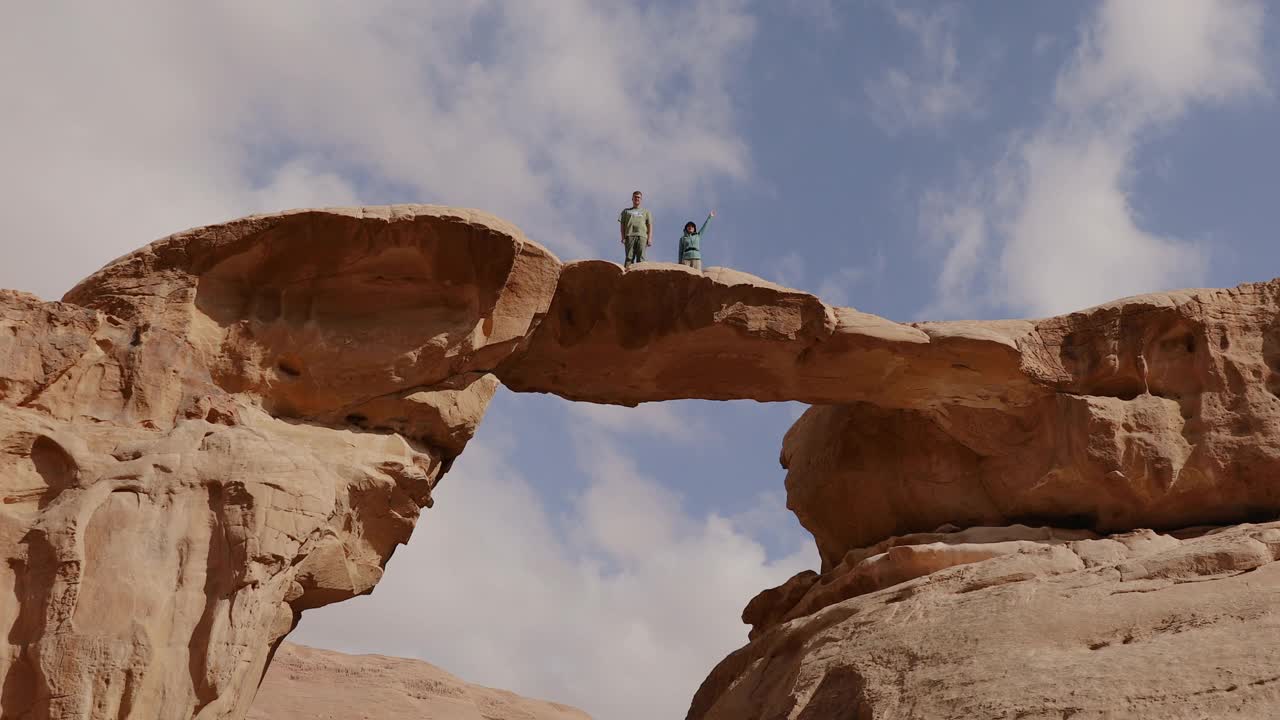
292, 405, 816, 720
567, 402, 719, 447
1055, 0, 1267, 127
764, 250, 880, 309
865, 3, 981, 133
0, 1, 753, 300
917, 190, 990, 318
727, 489, 811, 555
997, 132, 1207, 316
921, 0, 1266, 318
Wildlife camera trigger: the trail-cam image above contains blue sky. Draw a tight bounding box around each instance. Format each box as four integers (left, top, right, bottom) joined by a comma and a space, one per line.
3, 2, 1277, 719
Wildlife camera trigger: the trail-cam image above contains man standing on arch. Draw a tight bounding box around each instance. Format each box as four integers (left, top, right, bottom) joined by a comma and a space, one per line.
619, 190, 653, 268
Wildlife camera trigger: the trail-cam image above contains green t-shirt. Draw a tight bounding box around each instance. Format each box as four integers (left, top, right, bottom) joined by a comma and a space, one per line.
620, 207, 652, 238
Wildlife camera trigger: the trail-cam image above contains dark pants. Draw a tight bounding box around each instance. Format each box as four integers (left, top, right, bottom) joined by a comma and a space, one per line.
624, 235, 647, 267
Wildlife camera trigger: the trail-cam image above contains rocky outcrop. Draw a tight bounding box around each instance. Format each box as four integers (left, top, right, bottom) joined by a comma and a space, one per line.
249, 643, 591, 720
7, 204, 1280, 719
690, 521, 1280, 719
1, 207, 556, 719
690, 282, 1280, 718
784, 283, 1280, 571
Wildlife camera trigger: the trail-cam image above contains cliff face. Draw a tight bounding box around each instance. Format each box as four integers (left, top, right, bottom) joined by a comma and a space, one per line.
5, 205, 1280, 719
0, 207, 555, 719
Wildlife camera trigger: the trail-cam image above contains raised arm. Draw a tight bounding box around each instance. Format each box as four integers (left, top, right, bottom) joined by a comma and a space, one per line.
699, 211, 714, 235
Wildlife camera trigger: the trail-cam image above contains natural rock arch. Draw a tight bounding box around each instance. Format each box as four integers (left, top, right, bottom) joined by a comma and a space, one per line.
4, 206, 1280, 718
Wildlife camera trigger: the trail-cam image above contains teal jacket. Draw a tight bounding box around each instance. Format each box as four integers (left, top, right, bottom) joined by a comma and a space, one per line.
678, 214, 714, 261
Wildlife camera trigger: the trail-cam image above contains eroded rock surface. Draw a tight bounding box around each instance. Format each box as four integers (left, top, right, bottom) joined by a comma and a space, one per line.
497, 261, 1042, 408
8, 204, 1280, 719
249, 643, 591, 720
695, 282, 1280, 718
691, 522, 1280, 719
1, 207, 557, 719
784, 283, 1280, 571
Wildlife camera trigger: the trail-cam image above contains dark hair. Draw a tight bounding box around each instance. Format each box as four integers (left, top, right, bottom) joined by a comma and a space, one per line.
633, 190, 643, 197
684, 221, 697, 234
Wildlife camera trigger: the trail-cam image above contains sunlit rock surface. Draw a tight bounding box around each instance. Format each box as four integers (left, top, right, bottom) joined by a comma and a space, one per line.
249, 643, 591, 720
691, 522, 1280, 719
5, 205, 1280, 719
496, 260, 1042, 409
0, 207, 555, 719
695, 282, 1280, 718
782, 282, 1280, 570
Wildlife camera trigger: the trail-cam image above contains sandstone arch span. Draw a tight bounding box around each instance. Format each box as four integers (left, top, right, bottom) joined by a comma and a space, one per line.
4, 206, 1280, 718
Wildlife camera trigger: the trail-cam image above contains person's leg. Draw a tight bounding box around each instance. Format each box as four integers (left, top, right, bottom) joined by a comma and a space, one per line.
625, 236, 640, 267
634, 236, 647, 264
679, 258, 692, 268
691, 259, 702, 272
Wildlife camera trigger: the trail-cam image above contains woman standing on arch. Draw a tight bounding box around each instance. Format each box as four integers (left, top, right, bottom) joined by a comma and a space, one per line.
678, 210, 715, 272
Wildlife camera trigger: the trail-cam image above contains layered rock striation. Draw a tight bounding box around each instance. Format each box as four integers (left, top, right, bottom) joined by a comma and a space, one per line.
691, 521, 1280, 719
5, 204, 1280, 719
